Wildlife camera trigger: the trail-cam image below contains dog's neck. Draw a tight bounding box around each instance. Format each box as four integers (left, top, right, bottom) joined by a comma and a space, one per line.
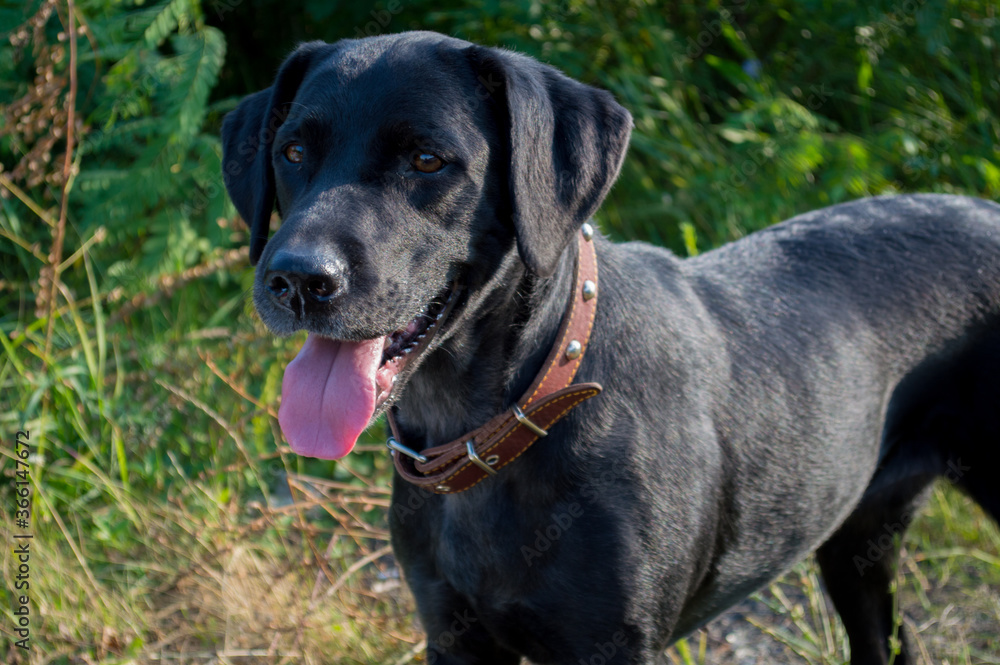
393, 243, 578, 448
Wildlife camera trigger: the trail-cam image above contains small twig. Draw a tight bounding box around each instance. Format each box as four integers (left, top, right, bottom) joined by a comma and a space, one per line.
285, 474, 391, 496
148, 649, 302, 660
902, 615, 935, 665
71, 2, 101, 110
0, 172, 58, 227
0, 227, 47, 262
322, 544, 394, 599
43, 0, 78, 367
109, 246, 249, 324
56, 225, 105, 273
201, 350, 277, 417
33, 480, 106, 609
391, 639, 427, 665
281, 535, 341, 664
156, 378, 269, 506
914, 547, 1000, 568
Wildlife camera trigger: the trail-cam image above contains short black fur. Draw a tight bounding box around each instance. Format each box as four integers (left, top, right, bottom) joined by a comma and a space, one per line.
221, 31, 1000, 665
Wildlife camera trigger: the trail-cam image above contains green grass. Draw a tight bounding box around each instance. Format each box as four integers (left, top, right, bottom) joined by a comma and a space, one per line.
2, 207, 998, 664
3, 0, 1000, 662
0, 243, 418, 662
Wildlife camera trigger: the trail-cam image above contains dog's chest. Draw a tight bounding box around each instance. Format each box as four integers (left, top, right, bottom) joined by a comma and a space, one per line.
432, 493, 538, 593
431, 516, 565, 657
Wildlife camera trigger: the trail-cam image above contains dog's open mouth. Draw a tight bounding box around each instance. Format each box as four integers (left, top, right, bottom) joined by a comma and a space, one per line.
277, 282, 461, 460
374, 285, 461, 408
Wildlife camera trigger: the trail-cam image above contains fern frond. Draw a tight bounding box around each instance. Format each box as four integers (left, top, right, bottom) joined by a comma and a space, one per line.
168, 28, 226, 146
119, 0, 202, 49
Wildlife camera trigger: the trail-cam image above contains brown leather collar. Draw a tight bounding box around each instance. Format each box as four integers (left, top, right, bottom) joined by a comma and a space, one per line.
387, 223, 602, 494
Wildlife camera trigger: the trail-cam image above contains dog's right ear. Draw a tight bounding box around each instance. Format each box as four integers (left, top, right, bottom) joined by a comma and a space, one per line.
464, 45, 632, 277
221, 41, 333, 265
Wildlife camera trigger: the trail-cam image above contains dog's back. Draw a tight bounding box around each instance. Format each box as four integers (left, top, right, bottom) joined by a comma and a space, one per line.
638, 193, 1000, 636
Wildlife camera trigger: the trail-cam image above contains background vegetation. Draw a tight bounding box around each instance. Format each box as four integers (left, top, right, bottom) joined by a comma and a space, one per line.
1, 0, 998, 663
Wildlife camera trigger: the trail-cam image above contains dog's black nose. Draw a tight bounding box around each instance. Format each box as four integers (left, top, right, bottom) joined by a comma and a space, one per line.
264, 251, 343, 315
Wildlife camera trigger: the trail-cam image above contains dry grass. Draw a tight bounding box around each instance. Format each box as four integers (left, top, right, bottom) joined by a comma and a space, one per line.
4, 463, 996, 665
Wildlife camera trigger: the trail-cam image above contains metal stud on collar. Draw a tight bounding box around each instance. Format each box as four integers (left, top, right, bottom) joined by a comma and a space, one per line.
565, 339, 583, 360
581, 222, 594, 241
582, 280, 597, 301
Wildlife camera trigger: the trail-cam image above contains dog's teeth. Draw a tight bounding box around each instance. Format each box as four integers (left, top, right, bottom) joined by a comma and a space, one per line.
417, 333, 426, 339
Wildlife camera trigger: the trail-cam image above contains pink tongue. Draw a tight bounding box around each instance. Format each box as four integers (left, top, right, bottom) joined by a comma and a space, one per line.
278, 334, 383, 459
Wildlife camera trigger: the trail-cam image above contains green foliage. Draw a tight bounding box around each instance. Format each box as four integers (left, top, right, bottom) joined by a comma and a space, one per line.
1, 0, 998, 662
416, 0, 1000, 249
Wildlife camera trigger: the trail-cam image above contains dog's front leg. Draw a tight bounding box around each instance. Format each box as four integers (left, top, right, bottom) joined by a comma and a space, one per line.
391, 509, 521, 663
415, 593, 520, 665
423, 610, 648, 665
423, 623, 521, 665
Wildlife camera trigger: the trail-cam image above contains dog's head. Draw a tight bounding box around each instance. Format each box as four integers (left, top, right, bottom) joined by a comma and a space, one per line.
221, 31, 631, 458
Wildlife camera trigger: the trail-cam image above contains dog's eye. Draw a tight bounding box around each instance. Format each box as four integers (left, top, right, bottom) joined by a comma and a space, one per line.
412, 152, 445, 174
284, 143, 304, 164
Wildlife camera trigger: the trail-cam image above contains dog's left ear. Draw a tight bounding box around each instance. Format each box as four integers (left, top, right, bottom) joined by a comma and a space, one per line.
467, 46, 632, 276
221, 42, 334, 265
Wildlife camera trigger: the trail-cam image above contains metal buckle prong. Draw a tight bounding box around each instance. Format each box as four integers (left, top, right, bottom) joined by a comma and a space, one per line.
466, 440, 498, 476
387, 437, 428, 463
511, 404, 548, 437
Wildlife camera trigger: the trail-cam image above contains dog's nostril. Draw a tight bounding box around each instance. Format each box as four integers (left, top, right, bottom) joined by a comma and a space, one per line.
264, 251, 343, 310
268, 275, 291, 298
305, 275, 337, 302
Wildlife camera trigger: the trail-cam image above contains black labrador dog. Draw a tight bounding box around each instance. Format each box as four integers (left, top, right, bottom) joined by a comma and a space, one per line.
220, 31, 1000, 665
